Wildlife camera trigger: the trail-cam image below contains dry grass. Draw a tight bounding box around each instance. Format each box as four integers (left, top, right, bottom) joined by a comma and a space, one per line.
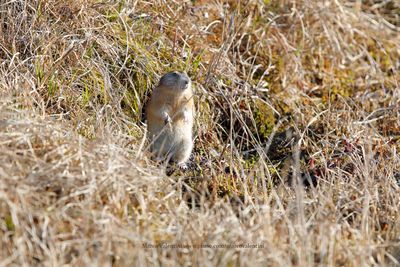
0, 0, 400, 266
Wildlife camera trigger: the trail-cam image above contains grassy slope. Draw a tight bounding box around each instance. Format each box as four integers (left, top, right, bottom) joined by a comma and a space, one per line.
0, 0, 399, 266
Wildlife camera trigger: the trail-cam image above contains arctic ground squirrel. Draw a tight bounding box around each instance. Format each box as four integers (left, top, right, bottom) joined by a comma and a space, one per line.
146, 71, 195, 167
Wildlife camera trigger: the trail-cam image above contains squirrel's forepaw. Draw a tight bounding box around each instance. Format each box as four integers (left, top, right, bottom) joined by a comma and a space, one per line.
178, 163, 188, 170
183, 110, 190, 123
164, 114, 172, 125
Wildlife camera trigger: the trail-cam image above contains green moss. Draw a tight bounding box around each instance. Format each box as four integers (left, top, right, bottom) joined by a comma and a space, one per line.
366, 38, 397, 73
5, 215, 14, 232
252, 99, 276, 140
243, 154, 259, 169
321, 68, 355, 103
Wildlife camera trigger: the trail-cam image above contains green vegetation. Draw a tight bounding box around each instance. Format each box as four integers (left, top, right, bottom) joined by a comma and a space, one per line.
0, 0, 399, 266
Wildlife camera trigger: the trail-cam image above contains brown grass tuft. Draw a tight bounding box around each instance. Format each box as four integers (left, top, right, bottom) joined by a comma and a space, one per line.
1, 0, 399, 266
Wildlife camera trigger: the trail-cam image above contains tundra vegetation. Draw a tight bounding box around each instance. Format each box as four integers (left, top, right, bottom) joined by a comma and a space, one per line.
0, 0, 399, 266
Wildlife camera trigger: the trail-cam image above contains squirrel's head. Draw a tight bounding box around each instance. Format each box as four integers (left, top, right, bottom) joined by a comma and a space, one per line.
158, 71, 191, 92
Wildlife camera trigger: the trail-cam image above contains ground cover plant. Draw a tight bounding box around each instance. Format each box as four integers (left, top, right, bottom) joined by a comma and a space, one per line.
0, 0, 399, 266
